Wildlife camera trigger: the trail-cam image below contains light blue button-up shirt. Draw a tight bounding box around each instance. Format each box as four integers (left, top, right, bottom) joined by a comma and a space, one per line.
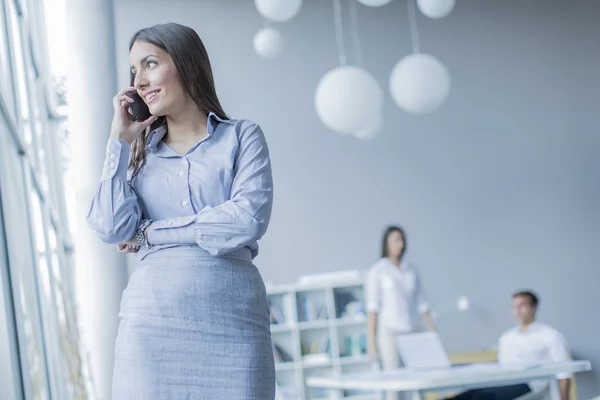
87, 113, 274, 260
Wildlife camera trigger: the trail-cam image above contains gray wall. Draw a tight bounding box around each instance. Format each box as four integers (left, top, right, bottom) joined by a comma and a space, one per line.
114, 0, 599, 396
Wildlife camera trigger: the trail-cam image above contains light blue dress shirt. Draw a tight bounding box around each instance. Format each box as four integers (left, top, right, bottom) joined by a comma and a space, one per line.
87, 113, 273, 260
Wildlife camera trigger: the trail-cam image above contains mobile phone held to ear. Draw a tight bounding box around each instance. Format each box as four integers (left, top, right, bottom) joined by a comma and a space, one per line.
126, 91, 152, 122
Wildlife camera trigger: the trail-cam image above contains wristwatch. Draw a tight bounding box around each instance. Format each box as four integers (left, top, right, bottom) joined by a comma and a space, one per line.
135, 219, 153, 249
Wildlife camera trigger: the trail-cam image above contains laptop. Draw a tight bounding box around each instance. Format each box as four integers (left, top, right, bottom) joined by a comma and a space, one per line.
395, 331, 452, 370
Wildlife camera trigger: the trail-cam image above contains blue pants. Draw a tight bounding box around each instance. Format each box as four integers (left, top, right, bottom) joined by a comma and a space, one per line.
450, 384, 531, 400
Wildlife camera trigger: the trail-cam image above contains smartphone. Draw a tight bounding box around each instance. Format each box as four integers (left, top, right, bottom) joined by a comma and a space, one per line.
126, 91, 152, 122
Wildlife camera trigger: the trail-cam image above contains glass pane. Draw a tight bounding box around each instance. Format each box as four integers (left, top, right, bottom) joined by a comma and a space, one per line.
47, 225, 67, 366
28, 189, 52, 303
28, 188, 46, 254
23, 119, 33, 144
8, 2, 30, 123
42, 0, 68, 116
0, 3, 16, 117
37, 254, 52, 303
47, 223, 56, 250
15, 0, 27, 18
48, 224, 87, 398
47, 227, 61, 286
18, 277, 49, 400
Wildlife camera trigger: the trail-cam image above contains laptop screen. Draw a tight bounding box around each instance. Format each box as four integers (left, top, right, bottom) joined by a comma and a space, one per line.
395, 331, 452, 370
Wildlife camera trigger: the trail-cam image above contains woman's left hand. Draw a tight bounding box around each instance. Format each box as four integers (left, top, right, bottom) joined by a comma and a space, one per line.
117, 242, 140, 253
117, 236, 140, 253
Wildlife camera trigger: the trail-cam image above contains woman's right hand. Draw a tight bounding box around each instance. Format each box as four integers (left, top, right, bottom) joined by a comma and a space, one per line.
367, 337, 378, 360
110, 87, 157, 144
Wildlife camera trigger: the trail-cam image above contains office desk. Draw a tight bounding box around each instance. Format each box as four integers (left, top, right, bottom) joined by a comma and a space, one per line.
306, 360, 591, 400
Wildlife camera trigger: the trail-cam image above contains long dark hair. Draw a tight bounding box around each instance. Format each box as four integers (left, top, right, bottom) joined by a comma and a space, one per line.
128, 22, 229, 180
381, 225, 407, 259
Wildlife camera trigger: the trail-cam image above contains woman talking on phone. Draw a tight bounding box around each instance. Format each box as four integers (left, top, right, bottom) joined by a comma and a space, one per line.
87, 23, 275, 399
365, 225, 435, 400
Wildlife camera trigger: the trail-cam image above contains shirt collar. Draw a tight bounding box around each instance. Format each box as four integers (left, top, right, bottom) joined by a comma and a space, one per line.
517, 321, 539, 334
383, 257, 409, 271
145, 112, 233, 154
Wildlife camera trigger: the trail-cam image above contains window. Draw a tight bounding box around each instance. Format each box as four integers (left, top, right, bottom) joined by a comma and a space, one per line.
0, 0, 89, 397
0, 134, 51, 400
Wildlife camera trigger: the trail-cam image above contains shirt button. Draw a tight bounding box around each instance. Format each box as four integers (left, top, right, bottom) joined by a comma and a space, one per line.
178, 171, 184, 176
168, 221, 174, 226
182, 200, 188, 207
110, 153, 116, 159
109, 162, 115, 167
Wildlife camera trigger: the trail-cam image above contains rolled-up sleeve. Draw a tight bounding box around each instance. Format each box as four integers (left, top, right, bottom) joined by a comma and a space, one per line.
147, 122, 273, 257
549, 331, 571, 379
497, 333, 509, 365
415, 270, 430, 314
86, 139, 142, 244
365, 267, 380, 313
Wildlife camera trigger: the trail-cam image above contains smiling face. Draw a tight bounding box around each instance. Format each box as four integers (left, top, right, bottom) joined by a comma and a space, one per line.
129, 40, 189, 117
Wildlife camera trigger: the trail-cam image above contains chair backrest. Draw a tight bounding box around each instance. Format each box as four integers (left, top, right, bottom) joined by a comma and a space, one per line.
447, 349, 498, 365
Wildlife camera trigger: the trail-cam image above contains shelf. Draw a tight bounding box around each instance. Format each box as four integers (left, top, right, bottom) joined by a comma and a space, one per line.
265, 283, 296, 295
275, 361, 298, 372
338, 355, 372, 365
268, 272, 369, 400
302, 360, 332, 368
298, 319, 330, 330
336, 316, 367, 327
271, 323, 294, 333
302, 353, 332, 368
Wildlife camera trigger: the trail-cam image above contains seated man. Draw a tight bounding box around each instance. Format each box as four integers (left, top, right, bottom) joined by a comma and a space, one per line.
451, 290, 571, 400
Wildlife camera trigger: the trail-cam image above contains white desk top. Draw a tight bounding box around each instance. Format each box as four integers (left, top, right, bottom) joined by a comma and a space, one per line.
306, 361, 592, 392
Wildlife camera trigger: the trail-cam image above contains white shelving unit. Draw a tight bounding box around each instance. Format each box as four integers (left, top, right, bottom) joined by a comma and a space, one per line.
268, 274, 379, 400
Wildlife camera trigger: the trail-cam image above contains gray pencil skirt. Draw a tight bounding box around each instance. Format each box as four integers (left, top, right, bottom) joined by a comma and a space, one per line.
111, 246, 275, 399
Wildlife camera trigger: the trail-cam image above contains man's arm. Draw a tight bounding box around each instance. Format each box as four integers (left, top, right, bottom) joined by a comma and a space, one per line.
548, 329, 571, 400
422, 311, 436, 331
559, 378, 570, 400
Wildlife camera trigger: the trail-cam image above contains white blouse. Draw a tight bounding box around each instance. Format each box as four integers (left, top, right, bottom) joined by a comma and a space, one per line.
365, 258, 430, 333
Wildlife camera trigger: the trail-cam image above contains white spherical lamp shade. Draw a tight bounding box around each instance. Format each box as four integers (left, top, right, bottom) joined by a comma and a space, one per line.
253, 28, 284, 59
417, 0, 455, 19
315, 66, 383, 134
354, 114, 383, 140
457, 296, 469, 312
357, 0, 394, 7
255, 0, 302, 22
389, 53, 450, 114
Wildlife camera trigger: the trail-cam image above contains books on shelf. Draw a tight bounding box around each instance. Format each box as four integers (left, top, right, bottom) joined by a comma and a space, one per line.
297, 292, 328, 322
334, 289, 366, 319
301, 335, 330, 357
269, 293, 295, 325
341, 332, 367, 358
273, 343, 294, 363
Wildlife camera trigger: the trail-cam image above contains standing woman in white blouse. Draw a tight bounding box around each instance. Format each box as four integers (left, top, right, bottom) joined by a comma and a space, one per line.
365, 226, 436, 400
